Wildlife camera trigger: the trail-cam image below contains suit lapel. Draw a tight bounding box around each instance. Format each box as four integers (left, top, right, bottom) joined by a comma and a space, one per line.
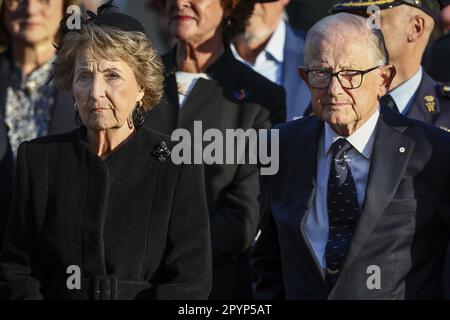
145, 54, 179, 135
331, 108, 416, 294
48, 90, 75, 135
177, 78, 222, 130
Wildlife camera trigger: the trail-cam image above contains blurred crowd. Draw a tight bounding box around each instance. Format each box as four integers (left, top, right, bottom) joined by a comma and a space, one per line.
0, 0, 450, 300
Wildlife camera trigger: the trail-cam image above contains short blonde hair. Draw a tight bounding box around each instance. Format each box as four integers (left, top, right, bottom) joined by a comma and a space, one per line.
53, 23, 164, 111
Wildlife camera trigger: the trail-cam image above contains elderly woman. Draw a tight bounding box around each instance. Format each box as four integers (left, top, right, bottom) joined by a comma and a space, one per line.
0, 0, 79, 244
0, 10, 212, 300
147, 0, 286, 299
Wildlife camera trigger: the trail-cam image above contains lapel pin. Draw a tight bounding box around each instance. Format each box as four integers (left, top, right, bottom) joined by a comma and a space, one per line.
152, 141, 171, 162
399, 147, 406, 154
424, 95, 436, 113
233, 89, 250, 101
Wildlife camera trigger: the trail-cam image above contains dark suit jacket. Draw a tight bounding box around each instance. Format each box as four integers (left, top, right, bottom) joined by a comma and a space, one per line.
423, 33, 450, 83
282, 21, 311, 121
252, 106, 450, 299
0, 51, 75, 247
145, 47, 286, 299
0, 127, 212, 300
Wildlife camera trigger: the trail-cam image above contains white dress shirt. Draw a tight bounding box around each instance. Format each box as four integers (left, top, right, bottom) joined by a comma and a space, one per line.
304, 108, 380, 269
175, 71, 211, 107
389, 66, 423, 114
230, 20, 286, 85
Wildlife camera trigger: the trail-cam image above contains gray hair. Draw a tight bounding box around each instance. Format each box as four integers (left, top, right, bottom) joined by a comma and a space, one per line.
53, 23, 164, 111
304, 12, 389, 68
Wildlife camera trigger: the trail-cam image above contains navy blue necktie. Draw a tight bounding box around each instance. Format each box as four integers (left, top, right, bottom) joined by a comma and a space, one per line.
325, 138, 360, 288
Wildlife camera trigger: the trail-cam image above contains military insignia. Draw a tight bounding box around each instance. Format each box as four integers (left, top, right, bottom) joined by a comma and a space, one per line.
441, 84, 450, 98
152, 141, 171, 162
233, 89, 250, 101
424, 95, 436, 113
440, 126, 450, 133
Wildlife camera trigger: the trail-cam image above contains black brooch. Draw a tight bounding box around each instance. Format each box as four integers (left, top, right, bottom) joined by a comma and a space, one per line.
152, 142, 171, 162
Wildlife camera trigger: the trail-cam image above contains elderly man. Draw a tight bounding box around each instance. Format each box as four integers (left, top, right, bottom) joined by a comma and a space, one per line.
252, 12, 450, 299
330, 0, 450, 131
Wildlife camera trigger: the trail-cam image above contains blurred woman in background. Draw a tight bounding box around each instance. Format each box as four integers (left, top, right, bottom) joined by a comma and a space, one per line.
0, 0, 78, 244
146, 0, 286, 299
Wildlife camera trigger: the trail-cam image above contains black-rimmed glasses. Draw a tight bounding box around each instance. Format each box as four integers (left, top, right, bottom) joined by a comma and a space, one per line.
303, 66, 381, 89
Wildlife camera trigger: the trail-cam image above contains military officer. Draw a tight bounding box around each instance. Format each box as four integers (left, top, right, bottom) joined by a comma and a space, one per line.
330, 0, 450, 132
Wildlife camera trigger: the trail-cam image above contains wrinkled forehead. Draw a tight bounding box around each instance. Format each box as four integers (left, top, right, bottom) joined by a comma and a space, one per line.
306, 33, 373, 69
74, 48, 125, 70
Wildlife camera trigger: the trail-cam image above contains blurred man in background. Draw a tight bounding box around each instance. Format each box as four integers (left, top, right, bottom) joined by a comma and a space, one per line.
232, 0, 311, 121
331, 0, 450, 130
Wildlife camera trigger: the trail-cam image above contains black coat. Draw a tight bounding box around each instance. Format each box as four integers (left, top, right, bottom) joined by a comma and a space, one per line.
0, 51, 75, 247
145, 47, 286, 299
0, 127, 212, 300
253, 106, 450, 299
424, 33, 450, 83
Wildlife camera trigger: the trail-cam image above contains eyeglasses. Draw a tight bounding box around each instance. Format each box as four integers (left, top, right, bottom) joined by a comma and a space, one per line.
304, 66, 381, 90
5, 0, 54, 11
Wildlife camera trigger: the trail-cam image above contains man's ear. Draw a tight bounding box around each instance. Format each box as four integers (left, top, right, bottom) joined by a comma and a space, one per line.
379, 64, 396, 96
407, 15, 425, 42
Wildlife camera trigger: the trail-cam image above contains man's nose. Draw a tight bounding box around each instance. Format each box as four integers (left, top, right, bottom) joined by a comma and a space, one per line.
327, 75, 344, 96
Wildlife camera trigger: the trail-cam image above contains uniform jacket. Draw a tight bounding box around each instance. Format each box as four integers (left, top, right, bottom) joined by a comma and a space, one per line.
404, 71, 450, 131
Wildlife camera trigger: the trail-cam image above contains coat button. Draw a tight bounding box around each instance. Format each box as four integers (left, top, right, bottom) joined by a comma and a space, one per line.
399, 147, 406, 154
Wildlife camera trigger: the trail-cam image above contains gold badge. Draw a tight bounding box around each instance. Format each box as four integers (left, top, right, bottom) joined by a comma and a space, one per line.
440, 126, 450, 133
424, 95, 435, 113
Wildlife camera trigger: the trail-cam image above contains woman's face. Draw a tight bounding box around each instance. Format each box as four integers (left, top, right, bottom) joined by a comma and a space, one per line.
165, 0, 226, 45
3, 0, 64, 45
72, 48, 145, 132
